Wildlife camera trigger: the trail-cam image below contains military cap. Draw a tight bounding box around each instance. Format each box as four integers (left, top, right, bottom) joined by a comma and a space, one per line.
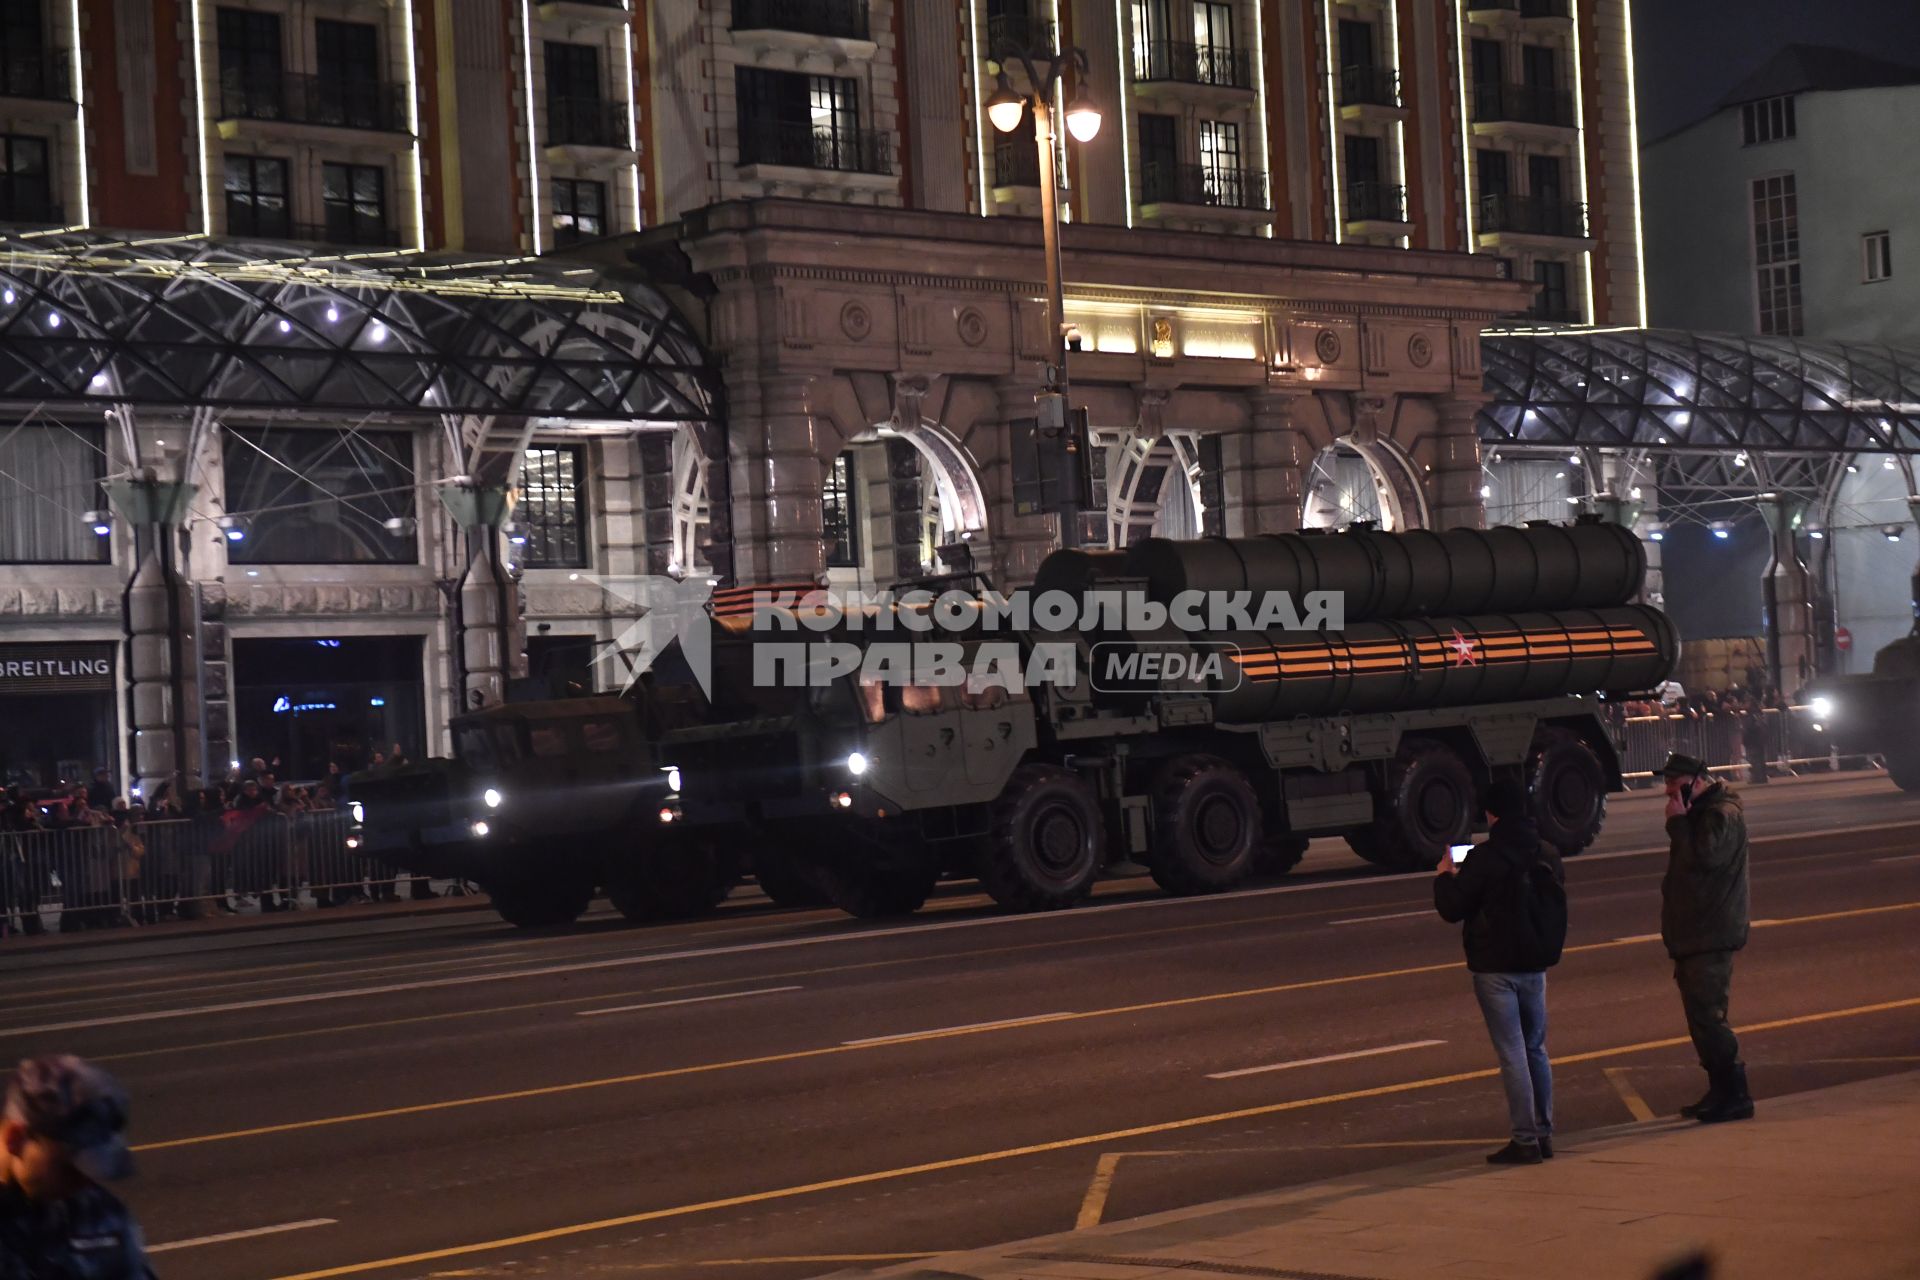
4, 1055, 135, 1183
1660, 752, 1709, 779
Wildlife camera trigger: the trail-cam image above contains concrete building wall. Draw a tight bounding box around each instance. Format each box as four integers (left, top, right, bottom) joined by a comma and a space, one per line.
1645, 82, 1920, 346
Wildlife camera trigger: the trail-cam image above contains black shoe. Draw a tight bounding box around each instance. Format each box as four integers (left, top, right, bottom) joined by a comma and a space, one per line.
1679, 1069, 1723, 1119
1696, 1063, 1754, 1124
1539, 1136, 1554, 1159
1486, 1140, 1544, 1165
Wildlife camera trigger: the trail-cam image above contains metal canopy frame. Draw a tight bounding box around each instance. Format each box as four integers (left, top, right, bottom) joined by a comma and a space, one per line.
1479, 328, 1920, 454
0, 234, 718, 426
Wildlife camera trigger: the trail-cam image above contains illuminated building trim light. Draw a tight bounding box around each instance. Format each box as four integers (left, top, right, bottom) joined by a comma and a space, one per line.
518, 0, 543, 254
67, 0, 88, 227
400, 0, 426, 251
969, 0, 989, 216
1383, 0, 1407, 247
1114, 0, 1134, 227
1622, 0, 1649, 325
1454, 0, 1474, 248
620, 4, 643, 230
187, 0, 216, 233
1570, 0, 1596, 323
1322, 0, 1342, 243
1250, 0, 1271, 237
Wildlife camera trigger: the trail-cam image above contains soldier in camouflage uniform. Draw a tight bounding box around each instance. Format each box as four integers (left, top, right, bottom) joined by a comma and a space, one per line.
0, 1056, 153, 1279
1660, 752, 1754, 1125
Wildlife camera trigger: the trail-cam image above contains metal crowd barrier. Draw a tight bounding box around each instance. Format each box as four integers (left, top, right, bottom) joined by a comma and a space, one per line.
1, 810, 450, 938
1616, 706, 1867, 785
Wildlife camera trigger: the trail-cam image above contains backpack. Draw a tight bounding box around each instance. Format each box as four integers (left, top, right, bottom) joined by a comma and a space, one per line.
1488, 848, 1568, 970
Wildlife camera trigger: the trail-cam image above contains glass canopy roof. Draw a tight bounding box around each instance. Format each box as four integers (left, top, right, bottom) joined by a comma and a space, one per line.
1480, 328, 1920, 454
0, 234, 716, 425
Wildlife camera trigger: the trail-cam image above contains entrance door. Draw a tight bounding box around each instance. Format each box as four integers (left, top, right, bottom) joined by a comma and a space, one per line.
1139, 113, 1179, 202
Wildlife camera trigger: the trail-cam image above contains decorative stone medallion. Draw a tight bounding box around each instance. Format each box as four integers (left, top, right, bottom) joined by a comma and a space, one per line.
1315, 328, 1342, 364
839, 300, 872, 342
955, 306, 988, 348
1407, 333, 1434, 368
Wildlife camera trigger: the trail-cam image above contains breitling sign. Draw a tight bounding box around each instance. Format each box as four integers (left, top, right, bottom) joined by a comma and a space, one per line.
0, 644, 116, 694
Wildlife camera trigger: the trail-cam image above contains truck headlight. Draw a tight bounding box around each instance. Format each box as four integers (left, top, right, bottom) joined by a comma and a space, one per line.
483, 787, 503, 809
1809, 696, 1835, 720
846, 751, 869, 777
349, 801, 364, 824
471, 820, 490, 838
664, 766, 682, 794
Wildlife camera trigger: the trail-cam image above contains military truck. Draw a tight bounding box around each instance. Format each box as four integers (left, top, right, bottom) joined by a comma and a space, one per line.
349, 519, 1677, 928
1800, 574, 1920, 790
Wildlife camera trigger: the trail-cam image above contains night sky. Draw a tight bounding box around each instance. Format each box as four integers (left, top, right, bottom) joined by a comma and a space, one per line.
1634, 0, 1920, 140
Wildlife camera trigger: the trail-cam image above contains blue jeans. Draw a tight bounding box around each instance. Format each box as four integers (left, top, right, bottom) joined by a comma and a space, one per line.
1472, 971, 1553, 1145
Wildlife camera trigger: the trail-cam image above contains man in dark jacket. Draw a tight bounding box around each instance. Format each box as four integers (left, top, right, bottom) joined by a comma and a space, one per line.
1435, 779, 1566, 1165
0, 1055, 153, 1279
1661, 752, 1753, 1123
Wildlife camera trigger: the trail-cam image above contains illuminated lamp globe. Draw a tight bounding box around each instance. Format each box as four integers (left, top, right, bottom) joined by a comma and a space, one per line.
986, 83, 1026, 135
1064, 92, 1103, 142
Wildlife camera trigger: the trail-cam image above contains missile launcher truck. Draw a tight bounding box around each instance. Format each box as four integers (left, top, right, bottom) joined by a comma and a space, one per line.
347, 520, 1677, 927
1799, 568, 1920, 791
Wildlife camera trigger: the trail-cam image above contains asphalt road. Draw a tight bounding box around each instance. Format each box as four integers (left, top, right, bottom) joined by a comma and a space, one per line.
4, 772, 1919, 1280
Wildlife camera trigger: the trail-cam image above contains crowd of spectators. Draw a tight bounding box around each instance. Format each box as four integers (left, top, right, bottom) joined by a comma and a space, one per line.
1, 749, 425, 938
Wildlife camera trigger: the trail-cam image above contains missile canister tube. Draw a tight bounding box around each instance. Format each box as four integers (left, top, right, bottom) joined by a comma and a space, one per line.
1119, 522, 1646, 623
1203, 604, 1677, 722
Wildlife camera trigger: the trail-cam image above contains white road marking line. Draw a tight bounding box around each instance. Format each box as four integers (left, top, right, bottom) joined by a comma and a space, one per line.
1207, 1039, 1446, 1080
576, 986, 802, 1018
1614, 933, 1662, 943
1874, 854, 1920, 864
148, 1218, 336, 1253
9, 818, 1919, 1038
1328, 908, 1434, 925
843, 1013, 1075, 1046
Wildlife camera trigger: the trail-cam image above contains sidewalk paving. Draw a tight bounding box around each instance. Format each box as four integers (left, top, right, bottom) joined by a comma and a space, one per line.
863, 1072, 1920, 1280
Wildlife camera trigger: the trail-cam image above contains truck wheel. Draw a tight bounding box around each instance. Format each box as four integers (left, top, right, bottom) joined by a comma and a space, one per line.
1529, 727, 1608, 855
606, 839, 734, 923
753, 855, 829, 908
1148, 756, 1262, 895
981, 765, 1105, 911
812, 859, 938, 919
1346, 740, 1474, 873
1253, 833, 1310, 877
488, 871, 594, 929
1886, 749, 1920, 792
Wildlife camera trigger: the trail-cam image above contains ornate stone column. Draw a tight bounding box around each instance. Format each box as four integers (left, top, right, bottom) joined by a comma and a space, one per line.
1219, 389, 1310, 536
729, 373, 830, 584
1428, 394, 1489, 531
107, 478, 203, 797
439, 483, 519, 711
1759, 494, 1815, 696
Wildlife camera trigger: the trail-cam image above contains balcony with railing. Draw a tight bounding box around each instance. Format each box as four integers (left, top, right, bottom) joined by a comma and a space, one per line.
1478, 192, 1588, 239
1520, 0, 1572, 19
218, 71, 409, 134
993, 137, 1040, 188
1345, 180, 1407, 225
739, 119, 893, 176
1133, 40, 1254, 91
1464, 0, 1519, 16
1141, 161, 1268, 212
0, 52, 72, 102
1471, 81, 1577, 130
0, 192, 64, 226
1338, 65, 1401, 110
732, 0, 871, 41
545, 96, 632, 150
536, 0, 633, 23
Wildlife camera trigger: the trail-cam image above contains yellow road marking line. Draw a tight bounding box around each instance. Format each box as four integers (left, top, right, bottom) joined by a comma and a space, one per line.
1603, 1067, 1657, 1122
132, 896, 1920, 1155
1075, 1151, 1130, 1229
262, 993, 1920, 1280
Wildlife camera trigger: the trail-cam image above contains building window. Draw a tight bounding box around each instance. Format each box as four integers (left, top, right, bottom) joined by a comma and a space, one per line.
1532, 259, 1571, 322
1752, 173, 1802, 336
1199, 119, 1241, 202
823, 450, 859, 568
1741, 95, 1795, 146
1138, 112, 1179, 202
1193, 1, 1234, 52
1864, 231, 1892, 283
223, 426, 418, 565
552, 178, 607, 245
216, 7, 284, 118
0, 133, 54, 224
0, 0, 64, 100
737, 67, 881, 173
546, 41, 625, 149
517, 446, 589, 569
0, 425, 108, 565
313, 18, 385, 130
321, 162, 392, 247
1475, 147, 1510, 199
224, 154, 290, 238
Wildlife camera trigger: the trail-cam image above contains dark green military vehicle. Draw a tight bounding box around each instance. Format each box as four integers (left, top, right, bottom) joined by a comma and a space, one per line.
351, 520, 1678, 927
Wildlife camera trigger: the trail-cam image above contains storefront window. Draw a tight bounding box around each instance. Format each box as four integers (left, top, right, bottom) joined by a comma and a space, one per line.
0, 425, 109, 564
517, 445, 588, 568
0, 643, 118, 788
223, 426, 418, 564
231, 636, 426, 780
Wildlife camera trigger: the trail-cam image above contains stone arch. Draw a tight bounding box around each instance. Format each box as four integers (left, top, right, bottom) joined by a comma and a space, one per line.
1301, 435, 1432, 531
1106, 430, 1208, 547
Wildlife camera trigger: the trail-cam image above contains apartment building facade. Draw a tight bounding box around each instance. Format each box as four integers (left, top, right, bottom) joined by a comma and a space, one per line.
0, 0, 1639, 787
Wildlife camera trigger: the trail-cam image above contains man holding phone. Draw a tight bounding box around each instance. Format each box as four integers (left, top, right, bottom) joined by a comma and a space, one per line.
1660, 752, 1753, 1123
1434, 780, 1567, 1165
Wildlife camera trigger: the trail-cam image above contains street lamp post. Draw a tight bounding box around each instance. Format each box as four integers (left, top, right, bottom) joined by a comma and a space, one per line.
987, 40, 1102, 548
